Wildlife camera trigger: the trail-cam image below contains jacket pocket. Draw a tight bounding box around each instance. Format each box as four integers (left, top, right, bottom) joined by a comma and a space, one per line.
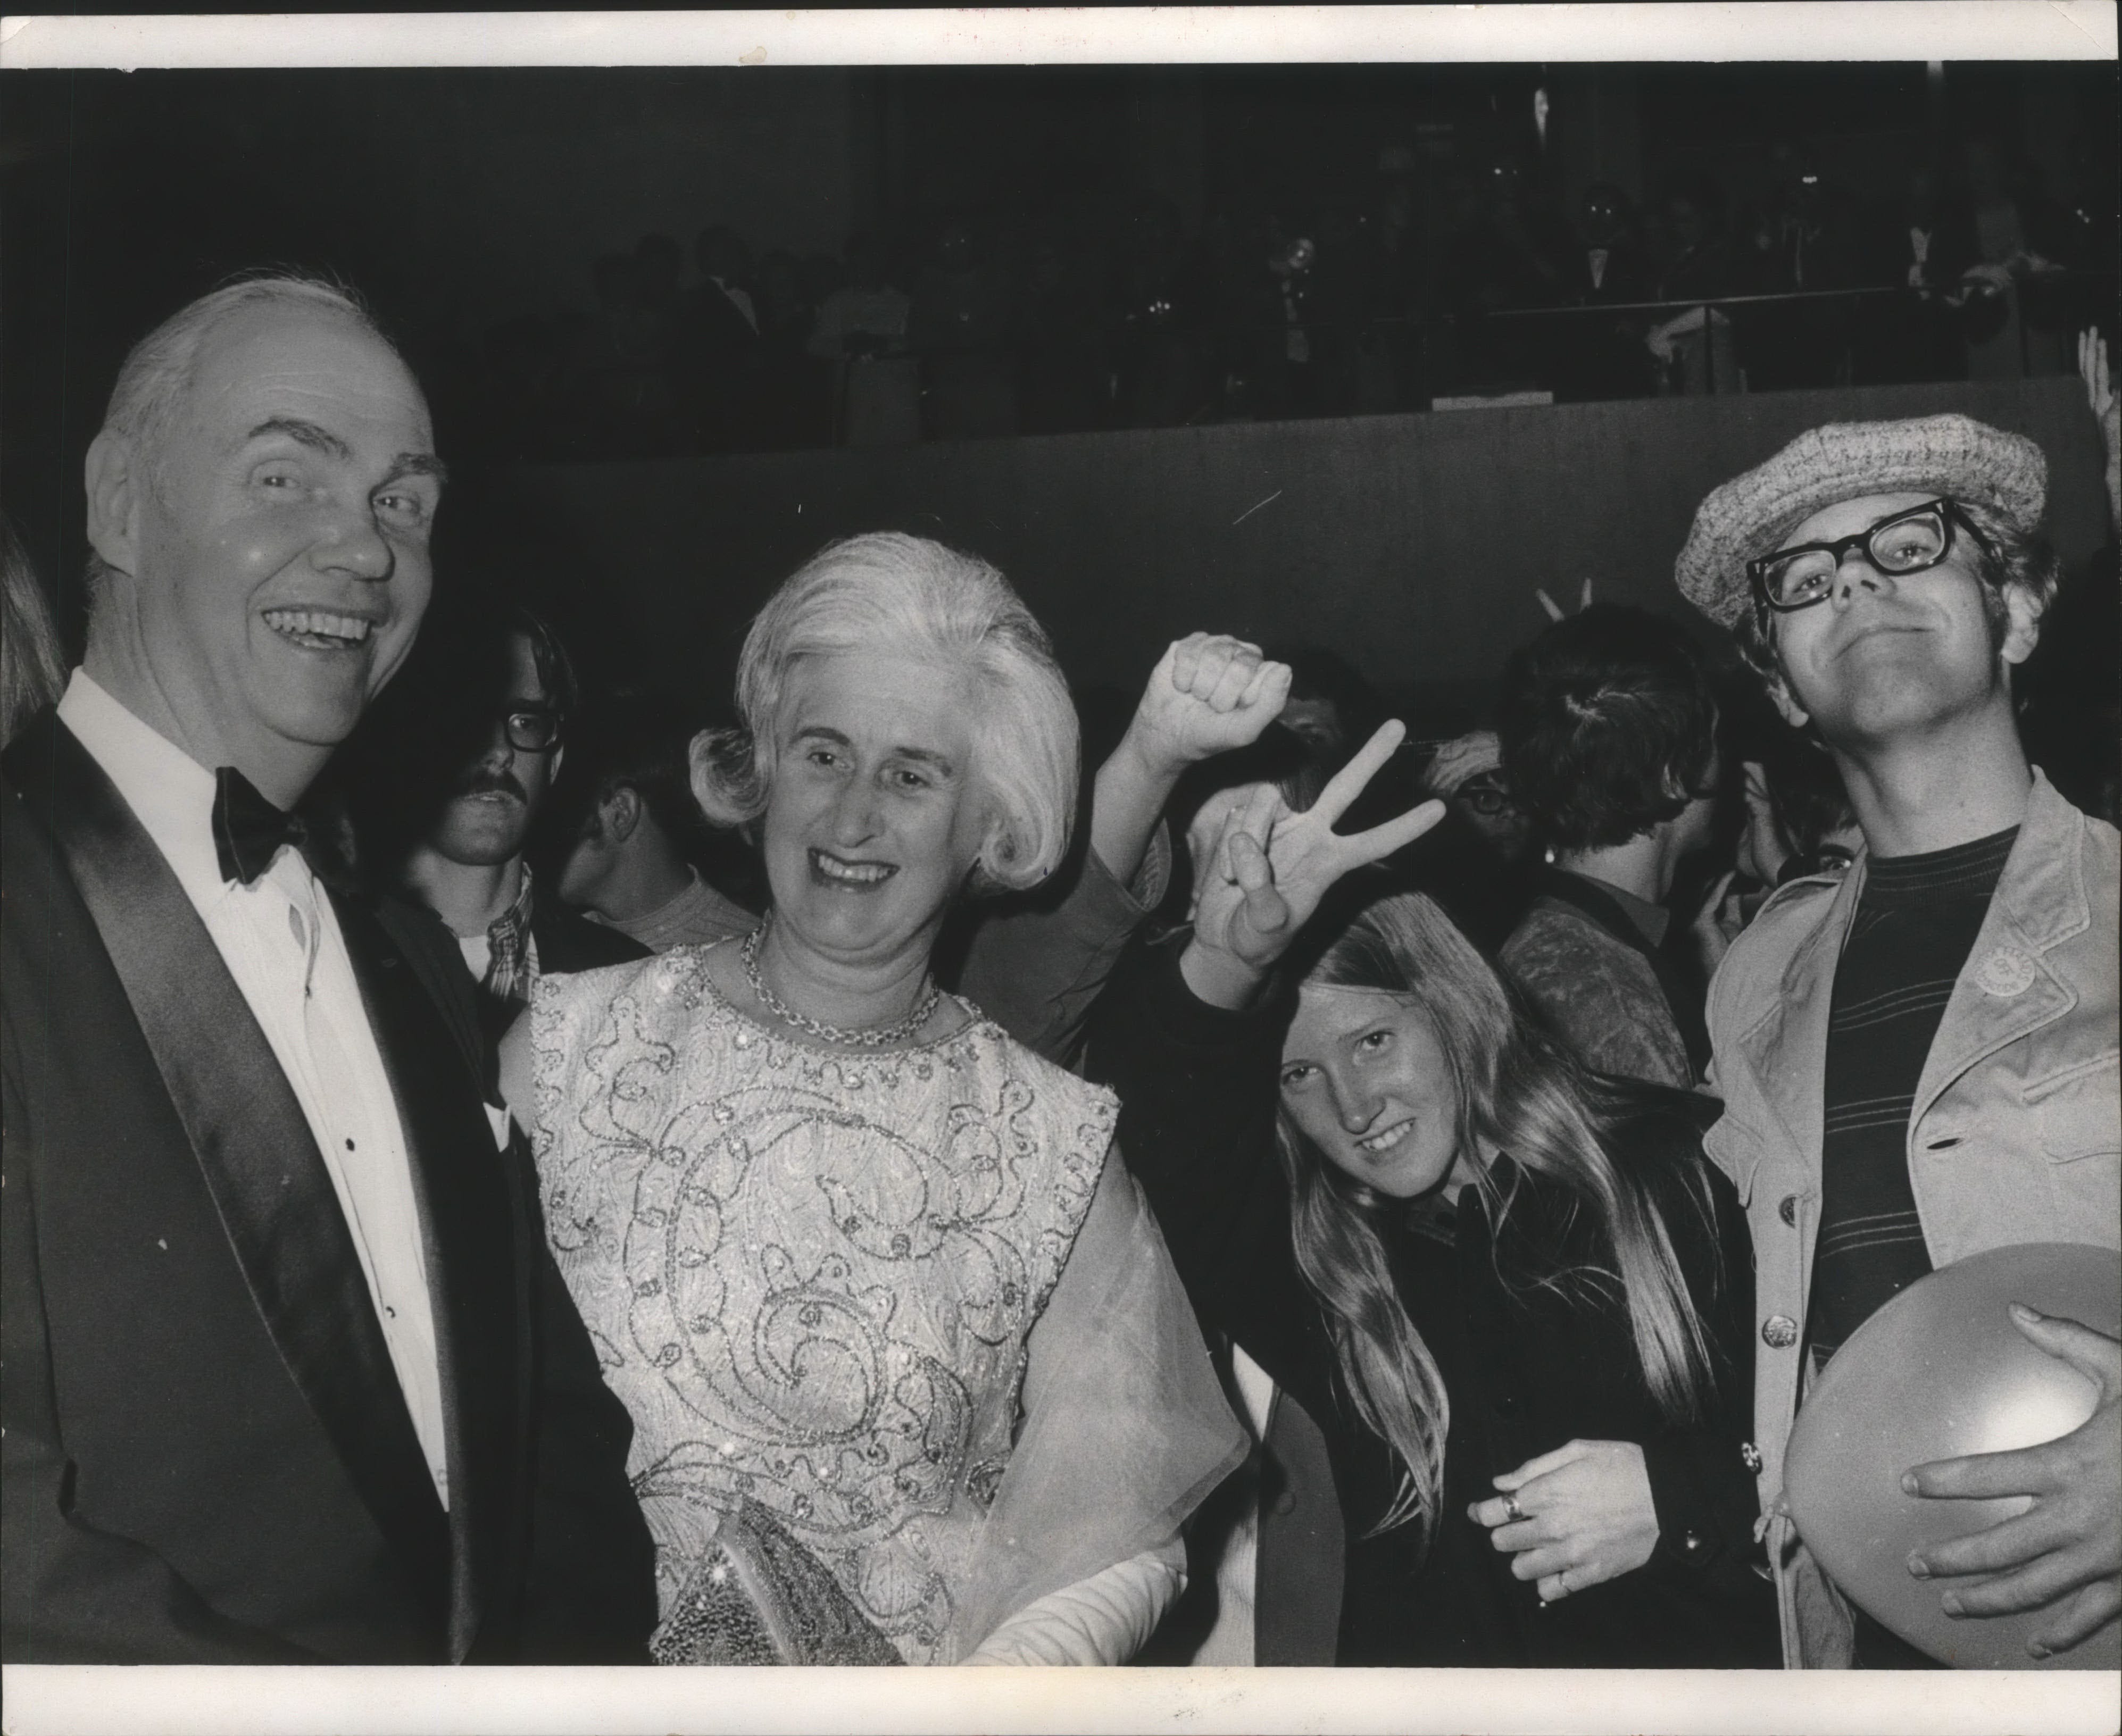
2027, 1050, 2121, 1163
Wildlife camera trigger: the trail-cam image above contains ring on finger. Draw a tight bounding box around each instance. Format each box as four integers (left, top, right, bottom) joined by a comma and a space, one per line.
1501, 1492, 1525, 1524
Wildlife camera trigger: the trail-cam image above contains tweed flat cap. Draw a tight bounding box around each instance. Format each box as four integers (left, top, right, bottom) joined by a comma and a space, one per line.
1674, 413, 2048, 628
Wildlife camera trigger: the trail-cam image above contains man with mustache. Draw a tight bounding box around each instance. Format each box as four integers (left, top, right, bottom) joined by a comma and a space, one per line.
379, 597, 648, 1037
1, 276, 655, 1660
1675, 413, 2119, 1668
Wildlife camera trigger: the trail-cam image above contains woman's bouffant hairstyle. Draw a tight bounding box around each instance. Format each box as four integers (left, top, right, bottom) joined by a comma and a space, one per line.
1275, 887, 1725, 1540
690, 532, 1077, 894
1496, 604, 1719, 853
1730, 498, 2063, 687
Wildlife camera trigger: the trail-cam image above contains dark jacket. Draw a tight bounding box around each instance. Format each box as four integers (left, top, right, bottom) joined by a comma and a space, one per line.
1089, 937, 1777, 1667
1, 712, 656, 1663
532, 897, 652, 976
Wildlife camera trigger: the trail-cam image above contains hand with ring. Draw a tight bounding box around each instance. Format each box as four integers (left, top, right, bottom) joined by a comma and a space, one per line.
1468, 1438, 1661, 1603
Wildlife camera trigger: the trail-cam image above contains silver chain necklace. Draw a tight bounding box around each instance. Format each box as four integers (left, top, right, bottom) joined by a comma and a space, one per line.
740, 921, 942, 1049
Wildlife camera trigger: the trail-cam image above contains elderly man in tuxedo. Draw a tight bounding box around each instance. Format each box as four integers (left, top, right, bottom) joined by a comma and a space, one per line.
1, 276, 656, 1662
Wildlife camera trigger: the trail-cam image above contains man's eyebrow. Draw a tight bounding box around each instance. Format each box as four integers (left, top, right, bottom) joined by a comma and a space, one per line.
383, 452, 449, 487
244, 419, 447, 487
246, 416, 350, 460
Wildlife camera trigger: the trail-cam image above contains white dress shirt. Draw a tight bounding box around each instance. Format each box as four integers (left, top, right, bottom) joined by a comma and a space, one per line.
58, 671, 450, 1505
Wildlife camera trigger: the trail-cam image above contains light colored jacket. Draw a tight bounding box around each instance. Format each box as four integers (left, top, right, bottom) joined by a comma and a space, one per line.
1702, 770, 2120, 1667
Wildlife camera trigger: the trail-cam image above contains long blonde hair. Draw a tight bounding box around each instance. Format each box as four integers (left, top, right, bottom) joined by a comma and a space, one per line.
1275, 887, 1724, 1539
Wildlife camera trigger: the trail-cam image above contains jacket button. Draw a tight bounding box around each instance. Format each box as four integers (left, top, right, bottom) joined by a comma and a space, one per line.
1778, 1194, 1799, 1226
1761, 1315, 1799, 1349
1681, 1531, 1704, 1553
1272, 1490, 1297, 1517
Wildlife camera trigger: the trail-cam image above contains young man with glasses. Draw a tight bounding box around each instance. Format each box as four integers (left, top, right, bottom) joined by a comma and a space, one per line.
1676, 413, 2119, 1669
388, 603, 647, 1036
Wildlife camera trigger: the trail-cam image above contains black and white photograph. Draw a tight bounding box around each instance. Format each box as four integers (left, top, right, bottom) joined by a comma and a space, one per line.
1, 7, 2117, 1734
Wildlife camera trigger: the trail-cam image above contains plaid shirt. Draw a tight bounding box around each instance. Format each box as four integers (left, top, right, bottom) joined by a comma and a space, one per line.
481, 864, 540, 1007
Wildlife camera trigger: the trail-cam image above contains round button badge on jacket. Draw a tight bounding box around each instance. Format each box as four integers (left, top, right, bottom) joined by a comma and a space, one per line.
1975, 946, 2036, 997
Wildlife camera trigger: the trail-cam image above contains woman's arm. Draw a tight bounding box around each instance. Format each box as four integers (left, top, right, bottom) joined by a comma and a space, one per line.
948, 634, 1287, 1066
1470, 1131, 1769, 1607
963, 1539, 1187, 1665
1087, 936, 1293, 1318
1090, 633, 1292, 889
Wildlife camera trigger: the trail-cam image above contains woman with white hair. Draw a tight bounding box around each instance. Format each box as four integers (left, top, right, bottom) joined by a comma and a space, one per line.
501, 532, 1302, 1665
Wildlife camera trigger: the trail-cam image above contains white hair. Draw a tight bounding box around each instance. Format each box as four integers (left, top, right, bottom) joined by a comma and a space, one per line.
693, 532, 1078, 895
101, 272, 390, 463
87, 272, 400, 607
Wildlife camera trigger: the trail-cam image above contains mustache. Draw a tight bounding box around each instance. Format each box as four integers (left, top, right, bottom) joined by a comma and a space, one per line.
454, 767, 529, 802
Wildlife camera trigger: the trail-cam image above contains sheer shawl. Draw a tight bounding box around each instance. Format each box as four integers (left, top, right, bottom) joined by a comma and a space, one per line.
950, 1151, 1246, 1657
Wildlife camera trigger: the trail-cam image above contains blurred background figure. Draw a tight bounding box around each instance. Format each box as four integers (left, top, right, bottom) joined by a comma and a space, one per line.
568, 248, 686, 458
1417, 730, 1534, 868
2, 512, 68, 749
1954, 135, 2076, 381
1648, 179, 1738, 396
2017, 329, 2122, 825
1495, 605, 1724, 1089
911, 216, 1018, 438
1737, 138, 1857, 392
685, 222, 765, 449
1109, 192, 1208, 429
809, 232, 920, 446
1851, 164, 1968, 386
551, 691, 761, 952
1557, 182, 1656, 402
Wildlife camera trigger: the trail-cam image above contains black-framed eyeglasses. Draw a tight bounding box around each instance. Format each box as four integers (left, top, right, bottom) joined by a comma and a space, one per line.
1454, 774, 1517, 817
1747, 497, 1991, 622
501, 707, 563, 754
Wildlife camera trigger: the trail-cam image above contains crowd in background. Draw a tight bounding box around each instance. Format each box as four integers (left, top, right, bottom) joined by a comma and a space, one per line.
455, 128, 2117, 460
3, 245, 2117, 1676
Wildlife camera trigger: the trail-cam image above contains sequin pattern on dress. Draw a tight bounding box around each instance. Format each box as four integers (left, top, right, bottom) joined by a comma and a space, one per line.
531, 945, 1117, 1663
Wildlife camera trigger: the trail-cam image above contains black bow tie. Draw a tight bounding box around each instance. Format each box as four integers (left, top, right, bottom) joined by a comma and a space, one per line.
212, 766, 307, 887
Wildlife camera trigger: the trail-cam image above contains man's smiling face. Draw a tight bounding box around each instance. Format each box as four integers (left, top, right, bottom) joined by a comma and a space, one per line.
119, 303, 442, 768
1765, 491, 2036, 747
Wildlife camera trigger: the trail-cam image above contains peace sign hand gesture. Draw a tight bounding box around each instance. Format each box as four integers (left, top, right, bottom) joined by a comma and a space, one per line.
1181, 720, 1445, 1010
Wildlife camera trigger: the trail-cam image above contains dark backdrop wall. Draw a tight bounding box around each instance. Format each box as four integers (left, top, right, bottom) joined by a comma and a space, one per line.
514, 375, 2111, 723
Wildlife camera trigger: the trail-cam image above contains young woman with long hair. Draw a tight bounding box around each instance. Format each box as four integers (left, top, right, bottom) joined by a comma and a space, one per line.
1091, 756, 1777, 1666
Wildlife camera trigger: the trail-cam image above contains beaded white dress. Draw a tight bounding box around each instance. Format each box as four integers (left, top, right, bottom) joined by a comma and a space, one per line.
530, 943, 1239, 1664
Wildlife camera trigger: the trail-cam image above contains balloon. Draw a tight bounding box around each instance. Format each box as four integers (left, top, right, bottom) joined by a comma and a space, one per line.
1785, 1242, 2121, 1670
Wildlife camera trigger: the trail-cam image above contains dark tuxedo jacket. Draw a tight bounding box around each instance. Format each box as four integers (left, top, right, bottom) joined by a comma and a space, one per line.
0, 711, 656, 1663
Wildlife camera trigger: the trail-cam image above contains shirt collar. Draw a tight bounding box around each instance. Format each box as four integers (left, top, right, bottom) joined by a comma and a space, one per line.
490, 861, 537, 944
1559, 867, 1671, 949
56, 669, 229, 907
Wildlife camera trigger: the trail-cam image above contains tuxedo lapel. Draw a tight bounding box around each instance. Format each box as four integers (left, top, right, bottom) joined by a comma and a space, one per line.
334, 892, 527, 1662
4, 716, 451, 1621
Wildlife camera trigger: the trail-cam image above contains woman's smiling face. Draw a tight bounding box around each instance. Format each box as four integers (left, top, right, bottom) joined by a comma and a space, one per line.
761, 647, 987, 971
1279, 987, 1467, 1199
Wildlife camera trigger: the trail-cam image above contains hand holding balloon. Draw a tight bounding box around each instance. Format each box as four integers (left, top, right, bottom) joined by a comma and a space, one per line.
1902, 1306, 2122, 1660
